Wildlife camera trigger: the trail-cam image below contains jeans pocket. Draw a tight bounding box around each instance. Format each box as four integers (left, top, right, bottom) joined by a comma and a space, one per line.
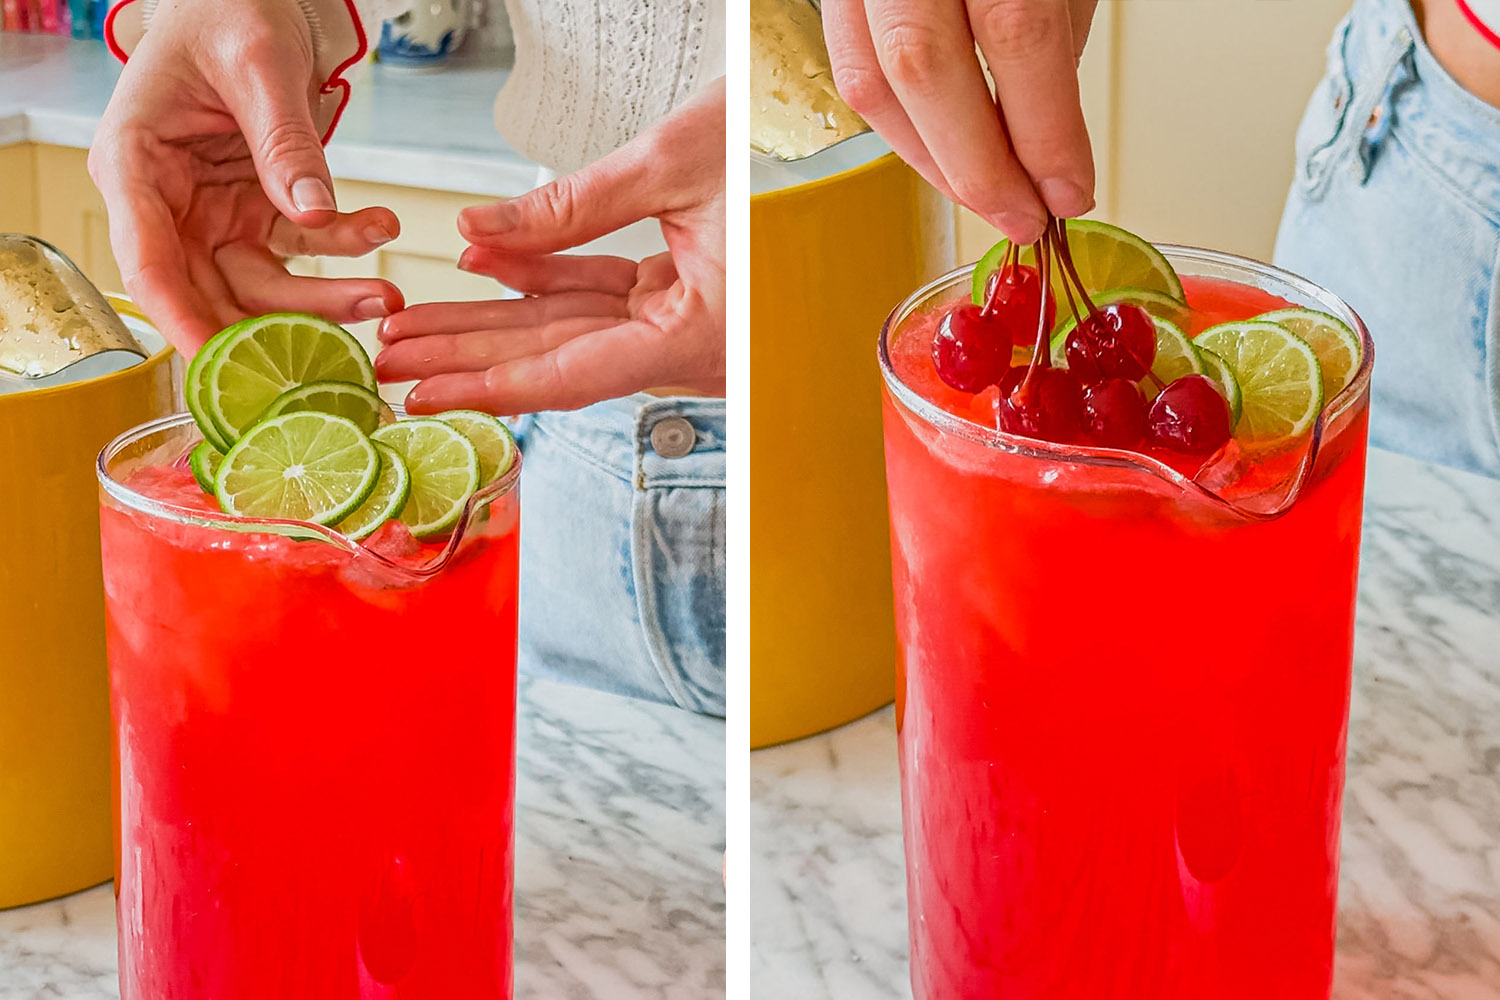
631, 483, 727, 718
1295, 14, 1357, 197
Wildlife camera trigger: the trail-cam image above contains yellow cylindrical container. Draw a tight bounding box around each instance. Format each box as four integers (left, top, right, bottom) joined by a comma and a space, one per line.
0, 297, 176, 908
750, 145, 954, 748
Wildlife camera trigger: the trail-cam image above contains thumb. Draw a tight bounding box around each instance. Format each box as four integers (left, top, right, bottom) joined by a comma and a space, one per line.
224, 69, 338, 222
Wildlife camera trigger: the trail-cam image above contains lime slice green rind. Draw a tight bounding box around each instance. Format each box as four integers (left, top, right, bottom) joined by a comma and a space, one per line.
205, 313, 376, 445
188, 440, 223, 494
436, 410, 518, 484
1194, 321, 1324, 442
1195, 345, 1244, 426
972, 220, 1185, 313
370, 419, 482, 539
337, 442, 412, 541
1142, 317, 1203, 398
1255, 307, 1362, 403
214, 411, 381, 525
184, 324, 244, 452
259, 381, 388, 435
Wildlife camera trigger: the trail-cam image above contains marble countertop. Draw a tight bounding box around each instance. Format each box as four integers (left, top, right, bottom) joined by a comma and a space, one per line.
0, 676, 726, 999
0, 33, 537, 196
751, 446, 1500, 999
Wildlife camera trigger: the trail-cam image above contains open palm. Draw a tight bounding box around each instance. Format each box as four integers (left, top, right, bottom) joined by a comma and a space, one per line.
374, 81, 726, 414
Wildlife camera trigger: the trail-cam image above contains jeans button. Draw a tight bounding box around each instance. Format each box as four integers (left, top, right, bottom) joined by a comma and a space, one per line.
650, 416, 696, 458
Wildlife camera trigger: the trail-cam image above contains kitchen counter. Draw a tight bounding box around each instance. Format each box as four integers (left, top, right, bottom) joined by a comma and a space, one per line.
0, 32, 537, 197
0, 676, 726, 999
751, 446, 1500, 999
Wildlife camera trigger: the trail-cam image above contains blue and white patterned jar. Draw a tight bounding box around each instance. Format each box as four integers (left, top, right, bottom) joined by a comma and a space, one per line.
376, 0, 471, 68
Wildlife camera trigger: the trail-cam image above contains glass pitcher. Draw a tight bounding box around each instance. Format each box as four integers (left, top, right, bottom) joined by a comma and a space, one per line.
98, 411, 520, 999
880, 247, 1373, 999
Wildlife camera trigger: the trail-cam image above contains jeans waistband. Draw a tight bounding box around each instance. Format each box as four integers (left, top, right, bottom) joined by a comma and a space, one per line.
1352, 0, 1500, 218
523, 395, 727, 490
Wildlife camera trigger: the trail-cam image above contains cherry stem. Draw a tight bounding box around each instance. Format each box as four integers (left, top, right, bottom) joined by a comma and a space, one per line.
1020, 224, 1054, 395
1058, 254, 1080, 328
1052, 217, 1100, 324
981, 242, 1022, 317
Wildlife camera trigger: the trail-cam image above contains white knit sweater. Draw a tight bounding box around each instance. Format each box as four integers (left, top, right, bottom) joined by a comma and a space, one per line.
493, 0, 725, 174
108, 0, 725, 173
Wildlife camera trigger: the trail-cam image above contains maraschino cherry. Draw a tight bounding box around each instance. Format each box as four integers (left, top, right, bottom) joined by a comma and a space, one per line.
931, 304, 1012, 393
998, 367, 1084, 442
1065, 303, 1156, 383
931, 262, 1050, 393
1147, 375, 1233, 455
985, 263, 1056, 335
1082, 378, 1148, 448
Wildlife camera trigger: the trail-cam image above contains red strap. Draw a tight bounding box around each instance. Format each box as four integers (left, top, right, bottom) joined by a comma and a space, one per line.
103, 0, 366, 145
1456, 0, 1500, 51
318, 0, 368, 143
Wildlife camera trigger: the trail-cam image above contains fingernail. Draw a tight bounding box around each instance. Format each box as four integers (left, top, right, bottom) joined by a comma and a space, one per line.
1038, 178, 1093, 219
468, 201, 518, 233
994, 212, 1048, 246
292, 177, 336, 213
457, 248, 477, 272
354, 297, 389, 320
376, 316, 397, 342
364, 224, 395, 246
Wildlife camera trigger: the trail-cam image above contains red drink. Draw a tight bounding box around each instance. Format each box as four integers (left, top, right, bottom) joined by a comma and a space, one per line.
98, 414, 520, 1000
881, 249, 1372, 999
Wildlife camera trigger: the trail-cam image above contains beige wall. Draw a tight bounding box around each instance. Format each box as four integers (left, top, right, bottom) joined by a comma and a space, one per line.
959, 0, 1353, 263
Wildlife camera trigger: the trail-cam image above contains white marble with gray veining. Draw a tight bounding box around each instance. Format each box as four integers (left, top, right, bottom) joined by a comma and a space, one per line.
0, 33, 536, 196
0, 676, 725, 1000
752, 446, 1500, 999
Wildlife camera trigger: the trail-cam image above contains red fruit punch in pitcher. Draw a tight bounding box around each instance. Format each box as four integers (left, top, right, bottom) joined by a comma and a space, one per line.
98, 415, 520, 999
881, 244, 1372, 1000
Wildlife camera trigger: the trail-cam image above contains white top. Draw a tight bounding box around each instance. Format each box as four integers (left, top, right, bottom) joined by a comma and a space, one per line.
493, 0, 726, 174
106, 0, 726, 171
103, 1, 710, 259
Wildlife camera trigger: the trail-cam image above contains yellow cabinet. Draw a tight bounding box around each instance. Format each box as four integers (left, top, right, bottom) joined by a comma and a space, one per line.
0, 145, 37, 233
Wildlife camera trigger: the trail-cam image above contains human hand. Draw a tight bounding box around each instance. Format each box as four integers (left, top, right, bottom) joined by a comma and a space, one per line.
374, 80, 726, 415
90, 0, 403, 355
824, 0, 1099, 244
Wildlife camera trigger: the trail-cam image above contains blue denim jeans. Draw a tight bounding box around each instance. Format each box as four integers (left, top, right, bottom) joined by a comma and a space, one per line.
510, 395, 726, 717
1276, 0, 1500, 476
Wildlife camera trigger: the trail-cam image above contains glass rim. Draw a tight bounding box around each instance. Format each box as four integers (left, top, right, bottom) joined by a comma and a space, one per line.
876, 243, 1374, 520
97, 410, 521, 576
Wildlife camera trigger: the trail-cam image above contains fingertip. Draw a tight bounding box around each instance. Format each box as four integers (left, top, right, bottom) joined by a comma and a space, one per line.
382, 283, 406, 313
403, 384, 439, 415
1037, 178, 1093, 220
992, 211, 1049, 247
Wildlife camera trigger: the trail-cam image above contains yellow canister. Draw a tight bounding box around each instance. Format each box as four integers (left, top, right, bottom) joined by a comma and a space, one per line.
0, 297, 176, 908
750, 143, 954, 748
